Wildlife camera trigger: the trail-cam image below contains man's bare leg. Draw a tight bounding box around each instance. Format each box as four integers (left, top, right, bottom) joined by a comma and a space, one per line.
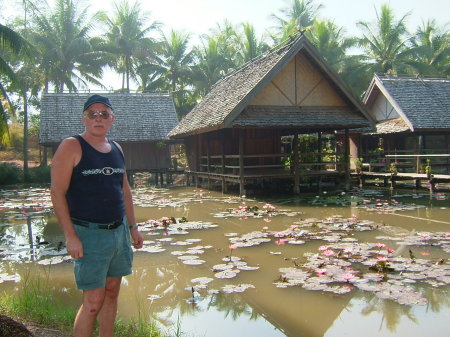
98, 277, 122, 337
74, 287, 106, 337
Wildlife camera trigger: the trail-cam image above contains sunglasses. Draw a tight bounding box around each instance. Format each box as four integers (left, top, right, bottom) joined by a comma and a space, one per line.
84, 110, 112, 120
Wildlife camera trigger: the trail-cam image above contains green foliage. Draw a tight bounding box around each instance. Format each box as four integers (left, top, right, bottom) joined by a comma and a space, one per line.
156, 140, 166, 149
425, 159, 432, 176
27, 165, 51, 183
389, 162, 398, 175
354, 157, 364, 172
1, 1, 449, 128
0, 162, 22, 185
0, 163, 50, 185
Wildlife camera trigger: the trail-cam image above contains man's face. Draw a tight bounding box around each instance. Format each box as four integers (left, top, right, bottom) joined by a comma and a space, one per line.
83, 102, 115, 134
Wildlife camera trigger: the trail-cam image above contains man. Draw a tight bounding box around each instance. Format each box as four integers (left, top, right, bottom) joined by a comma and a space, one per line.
50, 94, 144, 337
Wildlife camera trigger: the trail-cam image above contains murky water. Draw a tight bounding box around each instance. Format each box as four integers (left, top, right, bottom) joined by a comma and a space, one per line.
0, 186, 449, 337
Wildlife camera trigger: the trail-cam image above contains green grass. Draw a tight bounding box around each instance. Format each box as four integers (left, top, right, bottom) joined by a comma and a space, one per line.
0, 271, 75, 333
0, 271, 177, 337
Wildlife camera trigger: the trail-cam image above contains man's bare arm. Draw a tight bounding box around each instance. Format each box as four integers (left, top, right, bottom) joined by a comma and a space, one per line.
50, 138, 84, 258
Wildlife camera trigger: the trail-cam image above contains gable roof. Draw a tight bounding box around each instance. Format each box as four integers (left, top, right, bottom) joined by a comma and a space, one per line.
168, 34, 372, 138
364, 75, 450, 132
40, 93, 179, 145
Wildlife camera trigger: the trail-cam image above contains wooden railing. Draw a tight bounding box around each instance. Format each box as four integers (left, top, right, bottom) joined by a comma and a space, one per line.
360, 153, 450, 174
199, 152, 343, 175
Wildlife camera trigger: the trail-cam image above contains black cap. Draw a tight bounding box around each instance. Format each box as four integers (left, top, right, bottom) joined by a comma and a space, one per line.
83, 94, 113, 111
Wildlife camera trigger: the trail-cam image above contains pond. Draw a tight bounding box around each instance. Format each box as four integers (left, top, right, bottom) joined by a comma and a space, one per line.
0, 185, 449, 337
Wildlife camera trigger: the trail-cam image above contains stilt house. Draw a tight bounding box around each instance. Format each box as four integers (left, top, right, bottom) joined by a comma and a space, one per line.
40, 93, 179, 174
168, 34, 373, 194
355, 75, 450, 174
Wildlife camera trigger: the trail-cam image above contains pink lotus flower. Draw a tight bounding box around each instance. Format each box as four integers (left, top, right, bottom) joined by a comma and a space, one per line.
263, 218, 272, 223
344, 248, 353, 254
420, 250, 430, 256
229, 244, 237, 250
376, 256, 388, 262
316, 268, 327, 276
420, 233, 430, 239
263, 203, 276, 211
276, 239, 287, 245
262, 226, 269, 230
386, 247, 395, 254
342, 273, 355, 282
319, 245, 329, 251
375, 243, 386, 249
323, 249, 335, 257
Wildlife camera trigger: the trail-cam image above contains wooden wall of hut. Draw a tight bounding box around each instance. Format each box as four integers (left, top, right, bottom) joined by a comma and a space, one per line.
119, 142, 171, 171
184, 128, 284, 171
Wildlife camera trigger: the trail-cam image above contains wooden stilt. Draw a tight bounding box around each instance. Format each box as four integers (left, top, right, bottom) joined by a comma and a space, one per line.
293, 131, 300, 194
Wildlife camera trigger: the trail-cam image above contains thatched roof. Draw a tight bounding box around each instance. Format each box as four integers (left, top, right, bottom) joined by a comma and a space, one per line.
168, 34, 371, 138
234, 106, 368, 129
40, 93, 178, 145
364, 75, 450, 132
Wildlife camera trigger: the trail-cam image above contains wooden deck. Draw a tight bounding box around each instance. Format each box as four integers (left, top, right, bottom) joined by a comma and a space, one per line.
352, 171, 450, 190
187, 168, 347, 193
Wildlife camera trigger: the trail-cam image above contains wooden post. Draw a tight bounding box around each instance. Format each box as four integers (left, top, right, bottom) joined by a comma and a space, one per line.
416, 135, 423, 173
344, 129, 350, 190
317, 132, 323, 189
239, 129, 245, 196
195, 134, 201, 188
293, 132, 300, 194
317, 131, 322, 171
195, 134, 200, 172
206, 133, 211, 189
221, 130, 226, 193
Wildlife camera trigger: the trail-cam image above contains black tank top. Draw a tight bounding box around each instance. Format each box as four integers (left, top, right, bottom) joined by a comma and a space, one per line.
66, 135, 126, 223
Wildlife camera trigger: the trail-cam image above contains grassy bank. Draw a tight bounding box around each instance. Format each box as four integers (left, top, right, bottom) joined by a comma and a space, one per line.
0, 271, 171, 337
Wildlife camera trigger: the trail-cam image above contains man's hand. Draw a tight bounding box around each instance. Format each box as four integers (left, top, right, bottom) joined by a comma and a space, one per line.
130, 228, 144, 249
66, 235, 84, 259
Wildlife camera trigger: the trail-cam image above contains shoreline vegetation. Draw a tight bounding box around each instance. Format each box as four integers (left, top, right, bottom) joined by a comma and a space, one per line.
0, 272, 171, 337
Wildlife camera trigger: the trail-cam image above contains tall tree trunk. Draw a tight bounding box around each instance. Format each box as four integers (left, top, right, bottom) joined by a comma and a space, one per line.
126, 56, 130, 93
22, 91, 29, 181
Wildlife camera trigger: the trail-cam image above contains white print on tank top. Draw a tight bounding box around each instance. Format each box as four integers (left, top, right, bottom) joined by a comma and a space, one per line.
81, 167, 125, 176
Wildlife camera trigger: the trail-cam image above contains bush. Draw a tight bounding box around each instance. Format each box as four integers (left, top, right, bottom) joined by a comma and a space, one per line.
0, 163, 23, 185
27, 165, 51, 183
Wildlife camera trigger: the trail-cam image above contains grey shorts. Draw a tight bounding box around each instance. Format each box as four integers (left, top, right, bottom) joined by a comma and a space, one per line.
73, 217, 133, 290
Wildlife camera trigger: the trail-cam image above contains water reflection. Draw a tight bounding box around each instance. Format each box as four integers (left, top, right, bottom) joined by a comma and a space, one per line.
0, 186, 449, 336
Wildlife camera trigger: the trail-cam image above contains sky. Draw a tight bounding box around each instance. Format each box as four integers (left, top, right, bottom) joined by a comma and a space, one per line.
2, 0, 449, 90
82, 0, 449, 38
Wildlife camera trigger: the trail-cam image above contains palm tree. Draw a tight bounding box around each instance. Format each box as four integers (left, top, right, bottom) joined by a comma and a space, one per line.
209, 20, 243, 68
271, 0, 323, 41
307, 19, 368, 96
150, 30, 193, 92
190, 20, 243, 94
356, 4, 413, 76
143, 29, 194, 118
99, 0, 159, 92
27, 0, 105, 93
409, 20, 450, 76
0, 23, 32, 147
307, 20, 356, 71
236, 22, 269, 65
191, 36, 232, 96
